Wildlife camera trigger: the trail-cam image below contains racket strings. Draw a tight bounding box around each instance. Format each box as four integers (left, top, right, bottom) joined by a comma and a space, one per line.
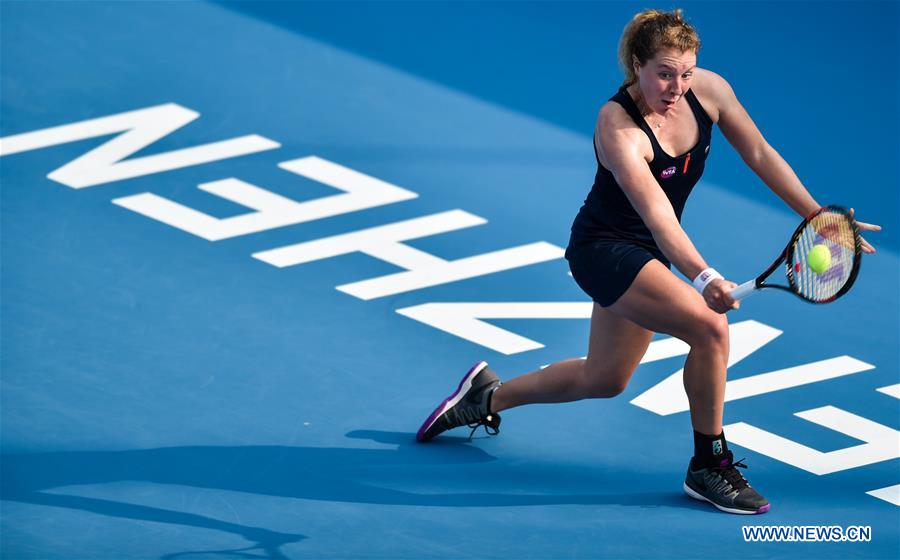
790, 211, 856, 302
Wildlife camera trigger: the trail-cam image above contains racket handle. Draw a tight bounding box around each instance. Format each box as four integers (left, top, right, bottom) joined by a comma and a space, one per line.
731, 279, 758, 301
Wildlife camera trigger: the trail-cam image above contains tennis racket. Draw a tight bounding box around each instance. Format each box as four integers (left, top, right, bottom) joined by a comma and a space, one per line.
730, 205, 862, 303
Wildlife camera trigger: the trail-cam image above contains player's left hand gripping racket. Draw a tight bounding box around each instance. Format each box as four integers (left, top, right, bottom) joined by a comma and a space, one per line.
731, 205, 862, 303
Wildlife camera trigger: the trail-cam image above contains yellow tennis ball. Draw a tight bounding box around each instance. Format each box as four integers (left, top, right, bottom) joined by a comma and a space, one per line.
807, 244, 832, 274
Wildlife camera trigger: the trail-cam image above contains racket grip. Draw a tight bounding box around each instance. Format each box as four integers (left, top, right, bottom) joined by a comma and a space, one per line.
731, 279, 757, 301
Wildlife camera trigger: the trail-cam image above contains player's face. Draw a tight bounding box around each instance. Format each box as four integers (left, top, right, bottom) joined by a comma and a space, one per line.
635, 48, 697, 115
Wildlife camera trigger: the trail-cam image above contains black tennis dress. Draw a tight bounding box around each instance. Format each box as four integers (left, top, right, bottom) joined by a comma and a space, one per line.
565, 86, 713, 307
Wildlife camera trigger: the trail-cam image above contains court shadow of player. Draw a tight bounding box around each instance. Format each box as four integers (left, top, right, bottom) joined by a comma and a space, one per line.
1, 430, 705, 558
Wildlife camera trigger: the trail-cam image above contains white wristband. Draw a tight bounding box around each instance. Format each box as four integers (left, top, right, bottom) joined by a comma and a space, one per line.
693, 267, 723, 294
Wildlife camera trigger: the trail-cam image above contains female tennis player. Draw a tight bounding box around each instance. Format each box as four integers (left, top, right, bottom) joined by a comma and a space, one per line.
416, 9, 881, 514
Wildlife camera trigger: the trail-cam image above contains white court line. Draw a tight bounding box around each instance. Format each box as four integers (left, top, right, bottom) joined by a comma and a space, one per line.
867, 386, 899, 505
866, 484, 900, 506
876, 384, 900, 399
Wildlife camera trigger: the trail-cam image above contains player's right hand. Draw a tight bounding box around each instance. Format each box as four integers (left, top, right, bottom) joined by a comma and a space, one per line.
703, 278, 740, 314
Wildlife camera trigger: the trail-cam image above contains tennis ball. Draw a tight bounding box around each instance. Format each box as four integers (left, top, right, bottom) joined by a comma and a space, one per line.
807, 244, 832, 274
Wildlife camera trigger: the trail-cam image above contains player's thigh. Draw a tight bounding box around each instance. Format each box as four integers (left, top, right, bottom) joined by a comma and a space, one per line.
584, 302, 654, 382
608, 260, 728, 347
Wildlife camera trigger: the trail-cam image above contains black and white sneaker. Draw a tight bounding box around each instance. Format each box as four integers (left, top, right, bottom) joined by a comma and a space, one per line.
416, 361, 501, 442
683, 451, 771, 514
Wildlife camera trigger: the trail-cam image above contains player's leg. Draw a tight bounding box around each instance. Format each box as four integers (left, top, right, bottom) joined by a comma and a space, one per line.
605, 259, 729, 435
417, 286, 654, 442
489, 303, 653, 412
608, 260, 769, 514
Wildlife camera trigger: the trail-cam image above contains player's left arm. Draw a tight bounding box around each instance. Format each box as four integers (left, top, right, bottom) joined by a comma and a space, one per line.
697, 69, 881, 253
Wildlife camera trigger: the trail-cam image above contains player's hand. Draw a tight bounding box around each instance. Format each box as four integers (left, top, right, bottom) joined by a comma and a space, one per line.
703, 278, 740, 314
850, 208, 881, 254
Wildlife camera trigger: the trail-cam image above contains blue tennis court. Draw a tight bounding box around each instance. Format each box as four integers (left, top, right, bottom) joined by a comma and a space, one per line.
2, 1, 898, 558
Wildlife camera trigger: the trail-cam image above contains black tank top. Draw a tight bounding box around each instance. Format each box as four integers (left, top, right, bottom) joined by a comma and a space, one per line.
566, 86, 713, 260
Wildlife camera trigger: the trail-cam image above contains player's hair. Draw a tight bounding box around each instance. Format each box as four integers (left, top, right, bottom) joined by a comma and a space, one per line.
619, 9, 700, 87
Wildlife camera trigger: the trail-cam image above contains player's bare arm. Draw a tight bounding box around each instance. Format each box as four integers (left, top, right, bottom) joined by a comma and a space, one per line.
695, 69, 881, 252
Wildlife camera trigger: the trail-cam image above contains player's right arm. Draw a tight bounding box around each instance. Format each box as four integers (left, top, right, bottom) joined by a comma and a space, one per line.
595, 104, 736, 311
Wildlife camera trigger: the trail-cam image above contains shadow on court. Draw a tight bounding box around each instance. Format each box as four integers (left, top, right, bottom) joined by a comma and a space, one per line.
1, 430, 710, 557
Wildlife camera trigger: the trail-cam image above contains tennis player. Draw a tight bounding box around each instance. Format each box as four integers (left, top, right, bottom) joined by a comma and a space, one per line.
416, 9, 881, 514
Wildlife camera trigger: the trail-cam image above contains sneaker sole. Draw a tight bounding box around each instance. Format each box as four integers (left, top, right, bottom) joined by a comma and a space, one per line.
416, 361, 489, 442
683, 482, 771, 515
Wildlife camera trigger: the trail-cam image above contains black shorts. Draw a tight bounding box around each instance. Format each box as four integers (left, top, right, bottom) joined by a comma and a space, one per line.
565, 240, 671, 307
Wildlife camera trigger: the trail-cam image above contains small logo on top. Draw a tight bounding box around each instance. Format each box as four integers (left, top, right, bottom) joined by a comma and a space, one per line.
660, 166, 677, 179
712, 440, 723, 455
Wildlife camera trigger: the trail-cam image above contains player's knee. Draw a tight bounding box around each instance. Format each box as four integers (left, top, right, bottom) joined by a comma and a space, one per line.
594, 378, 629, 398
582, 361, 629, 398
689, 312, 729, 353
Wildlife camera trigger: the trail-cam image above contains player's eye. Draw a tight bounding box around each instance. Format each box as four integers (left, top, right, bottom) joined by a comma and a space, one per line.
659, 72, 672, 79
